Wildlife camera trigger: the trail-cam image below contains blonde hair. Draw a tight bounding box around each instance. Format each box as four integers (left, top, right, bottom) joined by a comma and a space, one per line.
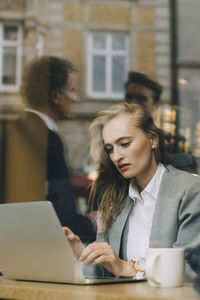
89, 102, 166, 233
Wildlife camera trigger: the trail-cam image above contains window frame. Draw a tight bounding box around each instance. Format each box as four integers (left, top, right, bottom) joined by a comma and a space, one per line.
36, 33, 44, 57
0, 22, 23, 92
87, 32, 129, 100
171, 0, 200, 170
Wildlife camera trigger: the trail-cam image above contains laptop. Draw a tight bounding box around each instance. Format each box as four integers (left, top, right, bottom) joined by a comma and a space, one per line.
0, 201, 145, 284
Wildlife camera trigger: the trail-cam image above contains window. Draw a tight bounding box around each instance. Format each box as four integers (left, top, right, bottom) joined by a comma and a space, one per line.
0, 23, 23, 91
36, 33, 44, 57
171, 0, 200, 172
87, 32, 129, 99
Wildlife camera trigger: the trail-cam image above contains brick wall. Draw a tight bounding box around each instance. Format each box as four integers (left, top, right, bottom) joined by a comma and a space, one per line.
0, 0, 171, 171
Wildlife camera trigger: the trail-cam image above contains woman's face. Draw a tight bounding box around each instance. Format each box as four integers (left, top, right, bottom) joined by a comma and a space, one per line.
102, 113, 158, 182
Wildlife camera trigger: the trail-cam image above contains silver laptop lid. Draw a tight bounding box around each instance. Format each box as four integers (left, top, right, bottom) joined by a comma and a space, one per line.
0, 201, 85, 283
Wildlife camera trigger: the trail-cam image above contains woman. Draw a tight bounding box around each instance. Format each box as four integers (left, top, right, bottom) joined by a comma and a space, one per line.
65, 102, 200, 279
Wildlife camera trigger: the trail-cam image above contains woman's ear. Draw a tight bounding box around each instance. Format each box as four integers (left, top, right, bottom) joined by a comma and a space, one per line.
148, 132, 158, 149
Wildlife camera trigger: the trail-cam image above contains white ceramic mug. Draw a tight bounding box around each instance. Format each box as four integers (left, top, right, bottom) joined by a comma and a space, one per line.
145, 248, 185, 287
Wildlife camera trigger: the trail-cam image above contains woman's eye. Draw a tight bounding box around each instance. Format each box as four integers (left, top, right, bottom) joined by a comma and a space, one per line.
121, 142, 130, 147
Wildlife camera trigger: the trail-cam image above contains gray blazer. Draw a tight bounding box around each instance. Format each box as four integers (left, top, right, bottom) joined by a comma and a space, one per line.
96, 165, 200, 280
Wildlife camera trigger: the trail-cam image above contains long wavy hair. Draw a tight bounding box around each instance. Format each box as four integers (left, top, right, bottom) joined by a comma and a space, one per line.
89, 102, 168, 234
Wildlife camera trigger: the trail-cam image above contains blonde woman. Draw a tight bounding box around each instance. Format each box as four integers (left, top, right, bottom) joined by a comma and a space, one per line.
65, 102, 200, 279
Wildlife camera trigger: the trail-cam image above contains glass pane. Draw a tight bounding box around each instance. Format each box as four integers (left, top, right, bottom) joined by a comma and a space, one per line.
178, 69, 200, 159
92, 34, 106, 50
2, 47, 17, 84
177, 0, 200, 60
36, 34, 44, 57
3, 25, 18, 41
92, 55, 106, 92
112, 56, 125, 93
112, 34, 126, 50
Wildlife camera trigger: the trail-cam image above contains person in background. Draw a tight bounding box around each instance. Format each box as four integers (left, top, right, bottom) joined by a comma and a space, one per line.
3, 56, 95, 242
125, 71, 162, 114
124, 71, 197, 173
64, 102, 200, 281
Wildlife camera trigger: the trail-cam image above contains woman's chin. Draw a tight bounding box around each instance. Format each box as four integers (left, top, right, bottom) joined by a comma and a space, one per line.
120, 171, 135, 179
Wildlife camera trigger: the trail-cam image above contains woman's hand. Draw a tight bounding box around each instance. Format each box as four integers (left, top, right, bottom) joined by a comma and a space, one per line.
63, 227, 84, 259
78, 242, 136, 277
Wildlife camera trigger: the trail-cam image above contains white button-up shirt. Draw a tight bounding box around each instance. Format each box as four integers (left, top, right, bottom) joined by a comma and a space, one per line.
25, 108, 58, 131
126, 163, 166, 261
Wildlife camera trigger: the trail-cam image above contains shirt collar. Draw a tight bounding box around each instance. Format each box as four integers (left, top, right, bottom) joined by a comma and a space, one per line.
129, 163, 166, 202
25, 108, 58, 131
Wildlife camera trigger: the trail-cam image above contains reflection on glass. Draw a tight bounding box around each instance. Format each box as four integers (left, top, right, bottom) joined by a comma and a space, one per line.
93, 34, 106, 50
195, 122, 200, 157
92, 56, 106, 92
178, 68, 200, 159
3, 25, 18, 41
112, 56, 125, 92
178, 0, 200, 61
112, 34, 126, 50
2, 47, 16, 84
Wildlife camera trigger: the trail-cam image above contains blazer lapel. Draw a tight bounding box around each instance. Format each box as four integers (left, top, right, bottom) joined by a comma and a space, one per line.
150, 165, 179, 247
108, 197, 133, 256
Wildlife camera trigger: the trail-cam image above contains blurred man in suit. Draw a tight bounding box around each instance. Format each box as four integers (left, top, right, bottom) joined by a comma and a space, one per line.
3, 56, 95, 241
124, 71, 197, 173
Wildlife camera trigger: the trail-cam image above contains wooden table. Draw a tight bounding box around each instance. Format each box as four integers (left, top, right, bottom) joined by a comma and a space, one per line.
0, 277, 199, 300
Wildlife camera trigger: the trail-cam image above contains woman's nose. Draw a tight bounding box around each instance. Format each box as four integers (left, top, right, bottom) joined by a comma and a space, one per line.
112, 149, 123, 162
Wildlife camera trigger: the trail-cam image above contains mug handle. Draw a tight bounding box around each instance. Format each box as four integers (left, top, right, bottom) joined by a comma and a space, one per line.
145, 254, 161, 285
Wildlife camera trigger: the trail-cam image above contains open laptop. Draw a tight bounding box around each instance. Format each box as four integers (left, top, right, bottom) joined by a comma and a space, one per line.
0, 201, 145, 284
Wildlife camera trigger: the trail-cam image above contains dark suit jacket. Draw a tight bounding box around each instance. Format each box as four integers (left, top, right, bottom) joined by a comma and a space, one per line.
2, 111, 94, 241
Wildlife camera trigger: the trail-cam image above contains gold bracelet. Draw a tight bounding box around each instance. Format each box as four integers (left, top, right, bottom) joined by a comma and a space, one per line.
130, 259, 145, 273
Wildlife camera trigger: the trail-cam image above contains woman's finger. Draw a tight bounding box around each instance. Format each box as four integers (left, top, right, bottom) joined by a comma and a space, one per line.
79, 243, 113, 263
80, 248, 110, 264
63, 227, 72, 237
63, 227, 80, 242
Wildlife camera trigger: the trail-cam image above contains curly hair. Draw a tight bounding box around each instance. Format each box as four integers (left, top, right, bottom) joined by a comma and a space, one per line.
21, 56, 76, 108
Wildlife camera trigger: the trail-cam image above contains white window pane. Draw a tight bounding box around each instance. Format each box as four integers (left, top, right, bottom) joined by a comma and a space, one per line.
36, 34, 44, 57
112, 56, 125, 93
92, 34, 106, 50
2, 47, 17, 84
3, 25, 18, 41
88, 32, 128, 98
92, 55, 106, 92
177, 0, 200, 60
112, 34, 126, 50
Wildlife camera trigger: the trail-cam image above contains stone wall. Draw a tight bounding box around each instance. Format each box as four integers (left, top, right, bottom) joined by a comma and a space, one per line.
57, 0, 171, 172
0, 0, 25, 11
0, 0, 171, 172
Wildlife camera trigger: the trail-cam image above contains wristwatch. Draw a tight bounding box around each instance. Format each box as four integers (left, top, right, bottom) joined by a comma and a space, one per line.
131, 259, 145, 272
130, 259, 145, 278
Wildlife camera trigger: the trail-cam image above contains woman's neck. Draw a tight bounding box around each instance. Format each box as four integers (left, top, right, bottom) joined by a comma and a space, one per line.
136, 158, 159, 192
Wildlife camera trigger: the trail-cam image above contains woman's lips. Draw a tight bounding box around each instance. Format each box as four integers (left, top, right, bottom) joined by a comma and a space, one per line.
118, 163, 130, 172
